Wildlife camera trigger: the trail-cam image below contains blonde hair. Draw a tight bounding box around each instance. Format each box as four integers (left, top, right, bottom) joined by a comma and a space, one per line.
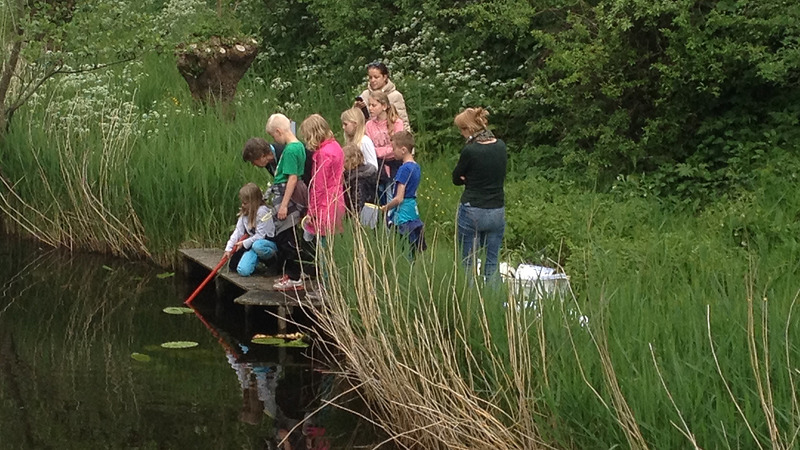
454, 107, 490, 135
238, 182, 264, 229
266, 113, 291, 134
299, 114, 335, 150
370, 91, 400, 136
341, 107, 366, 146
342, 143, 364, 170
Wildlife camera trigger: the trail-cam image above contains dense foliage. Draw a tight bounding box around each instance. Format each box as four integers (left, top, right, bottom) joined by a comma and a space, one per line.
4, 0, 799, 200
250, 0, 800, 201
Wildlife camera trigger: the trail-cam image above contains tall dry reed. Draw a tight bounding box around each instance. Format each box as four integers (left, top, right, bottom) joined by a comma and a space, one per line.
0, 94, 149, 258
299, 225, 553, 449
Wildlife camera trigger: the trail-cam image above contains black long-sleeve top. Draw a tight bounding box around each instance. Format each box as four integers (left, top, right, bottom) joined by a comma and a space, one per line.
452, 139, 507, 209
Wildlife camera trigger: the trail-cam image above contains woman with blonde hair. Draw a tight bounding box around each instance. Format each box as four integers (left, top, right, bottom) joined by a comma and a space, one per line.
452, 107, 507, 282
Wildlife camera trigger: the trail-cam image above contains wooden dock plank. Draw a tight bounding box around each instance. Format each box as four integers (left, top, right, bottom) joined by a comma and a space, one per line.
234, 290, 322, 308
179, 248, 283, 292
179, 247, 323, 310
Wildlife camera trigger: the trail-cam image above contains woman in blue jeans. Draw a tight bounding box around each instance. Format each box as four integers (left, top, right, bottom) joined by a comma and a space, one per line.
452, 107, 507, 281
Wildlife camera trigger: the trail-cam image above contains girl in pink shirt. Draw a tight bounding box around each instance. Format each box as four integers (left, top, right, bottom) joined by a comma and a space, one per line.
365, 91, 404, 180
299, 114, 345, 237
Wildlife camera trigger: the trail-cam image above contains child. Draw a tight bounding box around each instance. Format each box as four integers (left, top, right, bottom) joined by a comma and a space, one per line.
341, 107, 378, 171
299, 114, 346, 239
242, 137, 283, 178
242, 137, 314, 188
365, 91, 404, 182
224, 183, 278, 276
380, 131, 426, 254
265, 113, 313, 291
342, 142, 378, 213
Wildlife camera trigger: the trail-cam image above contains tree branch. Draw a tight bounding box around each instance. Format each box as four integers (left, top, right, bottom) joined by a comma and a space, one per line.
6, 55, 136, 117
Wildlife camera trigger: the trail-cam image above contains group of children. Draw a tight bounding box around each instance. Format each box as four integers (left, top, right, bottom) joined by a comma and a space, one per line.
225, 98, 424, 292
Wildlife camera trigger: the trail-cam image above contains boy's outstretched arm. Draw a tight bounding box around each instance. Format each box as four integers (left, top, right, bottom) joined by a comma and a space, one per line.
381, 183, 406, 212
278, 174, 298, 220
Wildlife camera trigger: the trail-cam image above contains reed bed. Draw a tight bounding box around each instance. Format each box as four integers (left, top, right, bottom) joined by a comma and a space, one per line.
1, 95, 149, 258
300, 216, 800, 449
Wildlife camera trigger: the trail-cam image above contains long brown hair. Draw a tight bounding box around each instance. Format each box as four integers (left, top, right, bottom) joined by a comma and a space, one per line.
371, 91, 400, 136
239, 183, 264, 229
342, 143, 364, 170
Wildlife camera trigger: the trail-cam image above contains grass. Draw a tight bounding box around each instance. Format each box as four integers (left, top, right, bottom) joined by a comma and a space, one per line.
303, 210, 800, 448
3, 51, 800, 448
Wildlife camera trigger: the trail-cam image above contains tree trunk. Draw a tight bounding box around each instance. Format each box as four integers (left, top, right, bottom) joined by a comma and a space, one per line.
0, 26, 23, 142
175, 37, 258, 118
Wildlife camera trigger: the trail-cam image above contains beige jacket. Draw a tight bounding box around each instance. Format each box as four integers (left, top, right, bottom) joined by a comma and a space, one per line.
359, 80, 411, 132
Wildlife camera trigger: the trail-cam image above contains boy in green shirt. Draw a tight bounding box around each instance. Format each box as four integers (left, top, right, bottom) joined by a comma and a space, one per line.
265, 113, 313, 290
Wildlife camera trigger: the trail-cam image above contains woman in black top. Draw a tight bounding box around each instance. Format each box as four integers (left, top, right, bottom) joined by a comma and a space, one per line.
452, 107, 507, 281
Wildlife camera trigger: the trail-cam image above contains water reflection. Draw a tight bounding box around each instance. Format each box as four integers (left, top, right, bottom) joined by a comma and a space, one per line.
0, 235, 386, 449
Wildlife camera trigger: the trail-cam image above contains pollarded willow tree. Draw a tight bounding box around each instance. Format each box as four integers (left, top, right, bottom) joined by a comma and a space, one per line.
162, 0, 259, 116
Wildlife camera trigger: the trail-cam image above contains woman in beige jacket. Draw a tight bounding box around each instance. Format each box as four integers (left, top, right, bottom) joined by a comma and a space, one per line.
353, 62, 411, 132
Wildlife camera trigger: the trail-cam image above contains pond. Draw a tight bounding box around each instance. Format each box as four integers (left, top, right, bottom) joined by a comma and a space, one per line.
0, 235, 386, 449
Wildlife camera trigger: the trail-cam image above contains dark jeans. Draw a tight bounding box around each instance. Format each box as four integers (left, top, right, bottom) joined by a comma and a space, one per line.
377, 158, 403, 205
457, 203, 505, 280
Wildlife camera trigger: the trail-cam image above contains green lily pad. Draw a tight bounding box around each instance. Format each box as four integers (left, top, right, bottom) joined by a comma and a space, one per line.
131, 352, 151, 362
162, 306, 194, 315
276, 338, 309, 348
156, 272, 175, 279
161, 341, 199, 349
251, 337, 284, 345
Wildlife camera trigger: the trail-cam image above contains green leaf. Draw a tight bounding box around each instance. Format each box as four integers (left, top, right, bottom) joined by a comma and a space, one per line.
161, 341, 199, 349
102, 265, 114, 271
162, 307, 194, 315
276, 338, 309, 348
131, 352, 151, 362
156, 272, 175, 279
251, 337, 284, 345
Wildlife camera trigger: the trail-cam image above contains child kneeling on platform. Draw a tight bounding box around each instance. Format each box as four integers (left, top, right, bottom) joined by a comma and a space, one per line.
224, 183, 278, 276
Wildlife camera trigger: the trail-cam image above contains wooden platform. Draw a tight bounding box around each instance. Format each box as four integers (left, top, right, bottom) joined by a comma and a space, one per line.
179, 248, 322, 332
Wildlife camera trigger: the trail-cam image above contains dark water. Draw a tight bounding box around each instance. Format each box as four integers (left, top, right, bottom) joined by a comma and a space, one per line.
0, 236, 380, 449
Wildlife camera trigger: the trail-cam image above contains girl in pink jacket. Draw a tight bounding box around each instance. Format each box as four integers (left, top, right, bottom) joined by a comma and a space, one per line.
299, 114, 345, 237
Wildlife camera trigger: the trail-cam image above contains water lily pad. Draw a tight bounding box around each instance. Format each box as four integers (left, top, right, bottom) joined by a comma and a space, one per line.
277, 338, 309, 348
156, 272, 175, 279
131, 352, 151, 362
251, 337, 284, 345
161, 341, 199, 349
162, 306, 194, 315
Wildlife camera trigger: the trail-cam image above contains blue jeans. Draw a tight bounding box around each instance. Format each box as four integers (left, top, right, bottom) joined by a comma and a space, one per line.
236, 239, 278, 276
457, 204, 505, 280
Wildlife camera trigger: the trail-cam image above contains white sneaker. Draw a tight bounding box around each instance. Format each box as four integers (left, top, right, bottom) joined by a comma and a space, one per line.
273, 277, 304, 291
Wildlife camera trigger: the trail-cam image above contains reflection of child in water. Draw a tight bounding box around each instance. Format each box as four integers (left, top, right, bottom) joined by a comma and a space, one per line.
226, 348, 330, 449
227, 350, 283, 426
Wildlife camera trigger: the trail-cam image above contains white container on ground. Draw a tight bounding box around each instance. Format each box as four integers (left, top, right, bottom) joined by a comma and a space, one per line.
512, 264, 570, 300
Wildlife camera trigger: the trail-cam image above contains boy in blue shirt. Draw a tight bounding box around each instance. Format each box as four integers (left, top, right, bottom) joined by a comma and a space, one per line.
381, 131, 426, 254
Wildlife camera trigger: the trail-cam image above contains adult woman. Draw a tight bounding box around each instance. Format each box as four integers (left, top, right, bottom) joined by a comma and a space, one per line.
353, 62, 411, 132
452, 107, 507, 281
